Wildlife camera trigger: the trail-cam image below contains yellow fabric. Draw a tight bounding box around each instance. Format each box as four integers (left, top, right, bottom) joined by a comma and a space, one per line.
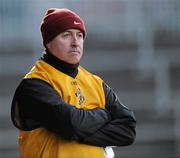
19, 60, 106, 158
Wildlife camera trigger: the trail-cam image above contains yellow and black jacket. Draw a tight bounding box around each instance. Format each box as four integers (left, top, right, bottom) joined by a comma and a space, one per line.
11, 51, 136, 158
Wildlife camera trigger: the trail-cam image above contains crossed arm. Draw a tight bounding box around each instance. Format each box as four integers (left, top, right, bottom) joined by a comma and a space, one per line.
82, 83, 136, 146
11, 78, 136, 147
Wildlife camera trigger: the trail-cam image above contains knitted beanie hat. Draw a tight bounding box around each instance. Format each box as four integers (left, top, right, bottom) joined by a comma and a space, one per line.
40, 8, 86, 46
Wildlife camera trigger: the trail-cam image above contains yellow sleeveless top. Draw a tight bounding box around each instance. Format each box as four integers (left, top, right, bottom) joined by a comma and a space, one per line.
18, 60, 106, 158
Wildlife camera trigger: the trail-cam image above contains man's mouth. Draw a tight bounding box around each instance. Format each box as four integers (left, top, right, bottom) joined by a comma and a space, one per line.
70, 50, 80, 54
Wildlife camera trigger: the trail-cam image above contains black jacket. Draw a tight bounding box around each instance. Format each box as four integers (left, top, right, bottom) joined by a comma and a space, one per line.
11, 52, 136, 147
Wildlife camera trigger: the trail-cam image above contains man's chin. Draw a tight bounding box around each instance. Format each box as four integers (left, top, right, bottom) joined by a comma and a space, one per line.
68, 59, 80, 65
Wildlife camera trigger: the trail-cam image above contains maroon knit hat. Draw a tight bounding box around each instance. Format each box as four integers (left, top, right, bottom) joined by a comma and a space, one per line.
40, 8, 86, 46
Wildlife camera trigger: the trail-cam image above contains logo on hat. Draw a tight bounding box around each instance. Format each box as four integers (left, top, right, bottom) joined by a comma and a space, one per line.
74, 21, 81, 25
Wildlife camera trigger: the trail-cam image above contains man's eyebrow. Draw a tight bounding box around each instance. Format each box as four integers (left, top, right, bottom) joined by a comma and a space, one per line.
62, 31, 71, 33
63, 30, 82, 34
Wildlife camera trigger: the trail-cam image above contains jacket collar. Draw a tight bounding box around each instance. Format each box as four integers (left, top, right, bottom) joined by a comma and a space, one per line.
41, 49, 79, 78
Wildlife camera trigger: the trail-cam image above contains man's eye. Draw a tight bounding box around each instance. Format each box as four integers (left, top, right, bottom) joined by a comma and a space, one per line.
77, 33, 83, 38
62, 32, 71, 37
63, 33, 70, 37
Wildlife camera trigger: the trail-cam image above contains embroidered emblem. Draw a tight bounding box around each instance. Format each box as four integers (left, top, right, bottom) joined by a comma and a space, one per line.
71, 81, 78, 85
74, 21, 81, 25
75, 88, 85, 105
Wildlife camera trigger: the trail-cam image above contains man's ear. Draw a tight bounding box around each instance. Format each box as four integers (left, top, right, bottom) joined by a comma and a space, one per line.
46, 43, 51, 49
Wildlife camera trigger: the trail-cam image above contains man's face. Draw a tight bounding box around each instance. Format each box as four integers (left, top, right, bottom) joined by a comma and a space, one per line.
47, 29, 84, 64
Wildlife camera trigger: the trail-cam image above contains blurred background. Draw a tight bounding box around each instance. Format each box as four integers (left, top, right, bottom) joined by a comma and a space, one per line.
0, 0, 180, 157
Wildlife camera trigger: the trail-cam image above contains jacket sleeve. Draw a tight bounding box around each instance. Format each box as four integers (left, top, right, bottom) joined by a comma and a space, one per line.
81, 82, 136, 147
11, 78, 111, 140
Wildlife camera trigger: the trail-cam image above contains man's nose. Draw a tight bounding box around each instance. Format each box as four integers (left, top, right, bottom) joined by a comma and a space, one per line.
71, 35, 79, 46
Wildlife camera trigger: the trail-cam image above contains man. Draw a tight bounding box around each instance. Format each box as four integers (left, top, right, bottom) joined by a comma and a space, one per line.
11, 8, 136, 158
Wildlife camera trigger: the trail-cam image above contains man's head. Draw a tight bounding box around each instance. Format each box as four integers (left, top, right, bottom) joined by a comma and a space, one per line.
40, 8, 86, 46
40, 8, 86, 64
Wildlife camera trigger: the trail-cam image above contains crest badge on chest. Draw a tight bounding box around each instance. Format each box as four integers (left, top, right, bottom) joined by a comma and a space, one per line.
75, 87, 85, 105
